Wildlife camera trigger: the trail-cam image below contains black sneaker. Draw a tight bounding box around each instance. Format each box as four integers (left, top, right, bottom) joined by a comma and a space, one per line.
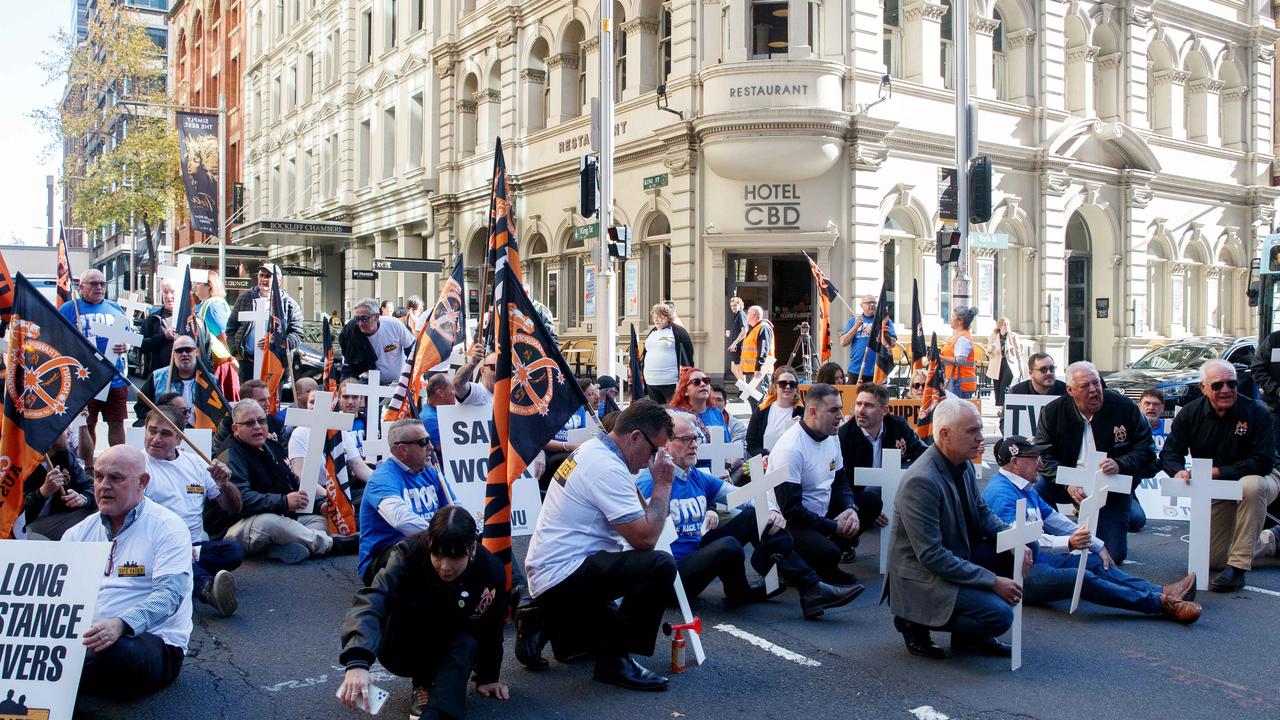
408, 685, 430, 720
203, 570, 238, 617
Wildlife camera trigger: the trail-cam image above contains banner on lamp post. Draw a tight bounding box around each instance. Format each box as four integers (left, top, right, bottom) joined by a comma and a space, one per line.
176, 111, 220, 236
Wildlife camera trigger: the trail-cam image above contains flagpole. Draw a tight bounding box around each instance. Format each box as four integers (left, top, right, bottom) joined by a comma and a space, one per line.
109, 365, 214, 465
801, 252, 859, 316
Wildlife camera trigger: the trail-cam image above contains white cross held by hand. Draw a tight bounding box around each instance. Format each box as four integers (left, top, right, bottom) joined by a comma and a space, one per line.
853, 448, 905, 576
1162, 457, 1243, 593
726, 455, 790, 593
1055, 449, 1132, 613
238, 298, 271, 380
284, 391, 355, 505
117, 292, 149, 324
735, 375, 765, 404
656, 517, 707, 666
343, 369, 399, 451
995, 497, 1044, 671
696, 431, 742, 479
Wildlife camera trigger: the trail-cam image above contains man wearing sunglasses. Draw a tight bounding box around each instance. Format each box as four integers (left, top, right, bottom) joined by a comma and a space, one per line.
134, 335, 203, 427
1032, 362, 1154, 566
60, 269, 132, 447
226, 263, 304, 383
1160, 359, 1280, 592
339, 298, 416, 383
357, 419, 453, 585
1007, 353, 1068, 398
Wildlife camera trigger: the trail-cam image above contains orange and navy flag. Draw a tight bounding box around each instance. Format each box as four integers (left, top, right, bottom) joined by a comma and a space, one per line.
259, 271, 288, 416
384, 258, 467, 423
487, 138, 522, 284
915, 333, 946, 440
804, 252, 839, 363
321, 320, 337, 394
56, 229, 76, 319
320, 428, 357, 537
173, 266, 197, 339
910, 279, 926, 372
483, 262, 588, 589
867, 283, 895, 384
189, 353, 229, 431
0, 247, 14, 328
0, 273, 116, 537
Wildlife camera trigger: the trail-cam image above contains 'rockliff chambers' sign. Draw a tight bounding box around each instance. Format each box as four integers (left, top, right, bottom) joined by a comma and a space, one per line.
728, 83, 809, 99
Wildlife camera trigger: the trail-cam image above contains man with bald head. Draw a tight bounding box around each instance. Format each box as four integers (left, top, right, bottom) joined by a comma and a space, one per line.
887, 399, 1024, 660
61, 268, 131, 446
1160, 359, 1280, 592
206, 399, 334, 563
63, 445, 194, 699
1032, 361, 1154, 565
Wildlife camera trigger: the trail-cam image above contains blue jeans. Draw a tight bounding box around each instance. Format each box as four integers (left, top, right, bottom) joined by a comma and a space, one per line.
193, 540, 245, 594
1023, 552, 1161, 614
1034, 476, 1133, 564
1128, 495, 1147, 532
946, 586, 1013, 639
946, 379, 974, 399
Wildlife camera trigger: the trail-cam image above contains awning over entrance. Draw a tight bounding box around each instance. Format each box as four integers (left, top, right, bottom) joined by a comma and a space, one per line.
231, 218, 353, 250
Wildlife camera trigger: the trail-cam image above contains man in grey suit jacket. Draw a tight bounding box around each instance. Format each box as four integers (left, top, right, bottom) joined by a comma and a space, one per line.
886, 399, 1027, 659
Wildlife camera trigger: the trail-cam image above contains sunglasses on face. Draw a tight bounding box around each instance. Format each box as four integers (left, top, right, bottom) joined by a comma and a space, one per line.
776, 380, 798, 389
912, 383, 925, 389
236, 417, 268, 428
1036, 366, 1056, 374
688, 377, 708, 387
395, 437, 431, 447
174, 347, 197, 354
355, 315, 376, 323
1209, 379, 1238, 391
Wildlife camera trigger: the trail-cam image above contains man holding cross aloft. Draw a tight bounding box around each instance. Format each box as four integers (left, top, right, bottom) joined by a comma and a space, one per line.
1161, 359, 1280, 592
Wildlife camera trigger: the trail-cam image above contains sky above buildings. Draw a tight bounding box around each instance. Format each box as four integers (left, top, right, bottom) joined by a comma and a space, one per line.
0, 3, 67, 246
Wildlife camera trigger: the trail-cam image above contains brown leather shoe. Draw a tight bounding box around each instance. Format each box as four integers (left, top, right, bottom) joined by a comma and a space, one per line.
1160, 594, 1202, 625
1162, 572, 1196, 602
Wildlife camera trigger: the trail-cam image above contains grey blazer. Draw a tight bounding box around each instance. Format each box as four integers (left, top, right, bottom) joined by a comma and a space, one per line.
885, 445, 1008, 627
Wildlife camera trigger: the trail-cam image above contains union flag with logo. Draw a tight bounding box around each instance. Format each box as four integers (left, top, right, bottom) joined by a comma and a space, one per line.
915, 332, 946, 440
482, 262, 588, 588
320, 427, 357, 537
384, 257, 467, 423
259, 271, 288, 415
487, 138, 522, 284
804, 252, 839, 363
0, 274, 117, 537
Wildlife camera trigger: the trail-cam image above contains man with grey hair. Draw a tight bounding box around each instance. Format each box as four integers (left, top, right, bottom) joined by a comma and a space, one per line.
340, 297, 416, 383
206, 399, 335, 563
1033, 360, 1154, 565
356, 418, 453, 584
60, 268, 131, 446
1160, 358, 1280, 592
888, 398, 1023, 659
226, 263, 304, 383
841, 293, 895, 383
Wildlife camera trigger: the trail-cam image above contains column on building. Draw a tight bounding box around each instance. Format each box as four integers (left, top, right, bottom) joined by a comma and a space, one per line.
786, 0, 811, 59
1040, 0, 1068, 112
397, 225, 424, 303
581, 37, 600, 116
1248, 28, 1277, 157
1187, 78, 1222, 145
902, 1, 947, 87
657, 126, 696, 363
621, 17, 658, 100
847, 117, 896, 301
724, 0, 748, 63
970, 15, 999, 98
1065, 43, 1098, 116
474, 88, 499, 149
496, 32, 517, 139
1122, 4, 1152, 129
520, 67, 547, 133
434, 52, 457, 163
376, 230, 399, 306
1153, 68, 1188, 139
1118, 171, 1154, 362
347, 238, 375, 312
544, 52, 577, 124
1038, 169, 1072, 363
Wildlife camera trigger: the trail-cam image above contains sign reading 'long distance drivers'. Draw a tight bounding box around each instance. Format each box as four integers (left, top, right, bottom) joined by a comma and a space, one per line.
0, 540, 111, 720
438, 403, 542, 535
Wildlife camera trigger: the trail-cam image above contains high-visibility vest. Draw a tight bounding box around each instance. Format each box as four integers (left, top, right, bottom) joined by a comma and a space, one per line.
741, 321, 770, 372
942, 329, 977, 393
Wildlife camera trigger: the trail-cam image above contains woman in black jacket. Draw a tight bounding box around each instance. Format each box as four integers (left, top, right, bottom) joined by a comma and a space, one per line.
338, 506, 509, 720
140, 278, 177, 377
641, 302, 693, 403
745, 367, 803, 457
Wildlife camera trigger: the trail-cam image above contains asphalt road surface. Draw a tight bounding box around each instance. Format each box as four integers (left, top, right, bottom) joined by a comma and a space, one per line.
71, 515, 1280, 720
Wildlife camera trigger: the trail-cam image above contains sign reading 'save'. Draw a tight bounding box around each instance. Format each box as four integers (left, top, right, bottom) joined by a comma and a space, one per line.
0, 541, 111, 720
438, 404, 542, 536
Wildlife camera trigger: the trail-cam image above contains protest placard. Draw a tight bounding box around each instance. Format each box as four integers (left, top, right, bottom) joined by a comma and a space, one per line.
438, 404, 542, 535
1001, 393, 1058, 438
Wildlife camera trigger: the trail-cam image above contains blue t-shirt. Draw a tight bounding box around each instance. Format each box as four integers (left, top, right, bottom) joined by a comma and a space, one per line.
693, 406, 730, 443
420, 405, 440, 447
554, 406, 589, 443
637, 466, 724, 561
357, 459, 451, 578
60, 298, 128, 388
1150, 420, 1167, 456
843, 314, 896, 377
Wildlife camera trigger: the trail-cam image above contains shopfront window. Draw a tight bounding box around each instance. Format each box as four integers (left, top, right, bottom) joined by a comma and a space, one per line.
751, 0, 788, 59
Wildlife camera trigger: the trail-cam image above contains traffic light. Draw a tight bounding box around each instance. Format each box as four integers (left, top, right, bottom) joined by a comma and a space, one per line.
607, 225, 632, 259
969, 155, 992, 224
579, 155, 599, 219
936, 230, 961, 265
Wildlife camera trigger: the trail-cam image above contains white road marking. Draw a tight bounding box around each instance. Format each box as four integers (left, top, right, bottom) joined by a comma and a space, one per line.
909, 705, 951, 720
261, 674, 327, 692
1244, 585, 1280, 598
711, 623, 821, 667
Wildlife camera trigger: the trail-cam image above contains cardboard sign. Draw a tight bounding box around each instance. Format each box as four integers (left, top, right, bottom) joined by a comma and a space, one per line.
0, 541, 112, 720
437, 404, 542, 536
1001, 393, 1057, 438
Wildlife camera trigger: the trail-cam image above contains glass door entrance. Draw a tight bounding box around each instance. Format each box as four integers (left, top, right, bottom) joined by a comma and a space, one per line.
726, 254, 816, 379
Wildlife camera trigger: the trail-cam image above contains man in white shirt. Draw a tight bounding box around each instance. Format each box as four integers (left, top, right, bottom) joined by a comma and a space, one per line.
455, 342, 497, 407
521, 400, 677, 691
141, 406, 244, 618
287, 391, 374, 522
63, 445, 194, 700
352, 298, 416, 383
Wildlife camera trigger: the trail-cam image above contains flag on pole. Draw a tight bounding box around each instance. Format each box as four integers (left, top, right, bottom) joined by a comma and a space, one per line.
189, 354, 230, 431
910, 280, 927, 372
483, 262, 589, 589
384, 258, 467, 423
915, 333, 946, 440
319, 428, 357, 536
628, 323, 646, 402
0, 247, 14, 329
804, 252, 839, 363
56, 229, 76, 319
173, 266, 196, 338
259, 271, 288, 416
321, 320, 336, 394
0, 274, 117, 537
867, 284, 895, 384
487, 138, 522, 285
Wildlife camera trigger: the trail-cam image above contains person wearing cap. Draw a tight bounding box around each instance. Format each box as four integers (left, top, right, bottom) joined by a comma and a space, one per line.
939, 307, 979, 399
984, 436, 1200, 623
226, 263, 305, 383
1032, 361, 1154, 566
596, 376, 622, 416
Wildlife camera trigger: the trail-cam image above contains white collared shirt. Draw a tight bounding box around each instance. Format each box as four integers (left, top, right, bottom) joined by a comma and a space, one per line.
861, 423, 885, 468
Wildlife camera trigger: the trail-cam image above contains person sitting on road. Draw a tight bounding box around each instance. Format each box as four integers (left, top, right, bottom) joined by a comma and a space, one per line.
206, 399, 338, 563
212, 379, 287, 457
420, 373, 457, 460
23, 424, 96, 540
744, 367, 803, 458
357, 419, 453, 585
638, 411, 863, 619
279, 376, 319, 440
984, 436, 1200, 624
63, 445, 194, 700
141, 406, 245, 618
338, 506, 509, 720
134, 334, 203, 427
287, 389, 374, 522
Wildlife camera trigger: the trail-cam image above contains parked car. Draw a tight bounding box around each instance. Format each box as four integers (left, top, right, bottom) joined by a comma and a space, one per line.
1104, 336, 1258, 416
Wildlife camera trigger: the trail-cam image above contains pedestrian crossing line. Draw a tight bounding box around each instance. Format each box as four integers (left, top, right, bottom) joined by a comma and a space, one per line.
1244, 585, 1280, 598
908, 705, 951, 720
711, 623, 821, 667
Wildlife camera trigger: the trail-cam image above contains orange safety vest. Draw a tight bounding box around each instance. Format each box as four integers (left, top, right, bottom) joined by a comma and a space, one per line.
942, 329, 977, 393
741, 321, 772, 372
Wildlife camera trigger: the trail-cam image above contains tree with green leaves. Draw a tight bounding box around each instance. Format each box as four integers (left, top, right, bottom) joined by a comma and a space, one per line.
34, 1, 185, 298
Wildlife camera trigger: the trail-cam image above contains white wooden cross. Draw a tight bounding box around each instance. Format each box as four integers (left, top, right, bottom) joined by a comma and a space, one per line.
726, 455, 790, 593
284, 391, 354, 504
238, 298, 271, 380
995, 497, 1044, 672
117, 292, 149, 324
345, 369, 398, 437
697, 431, 742, 479
657, 517, 706, 666
852, 448, 905, 576
734, 375, 765, 404
1055, 450, 1132, 613
1162, 457, 1244, 593
88, 315, 141, 400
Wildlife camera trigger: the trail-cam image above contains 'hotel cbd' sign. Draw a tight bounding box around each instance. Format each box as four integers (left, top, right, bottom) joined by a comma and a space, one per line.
744, 184, 801, 230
